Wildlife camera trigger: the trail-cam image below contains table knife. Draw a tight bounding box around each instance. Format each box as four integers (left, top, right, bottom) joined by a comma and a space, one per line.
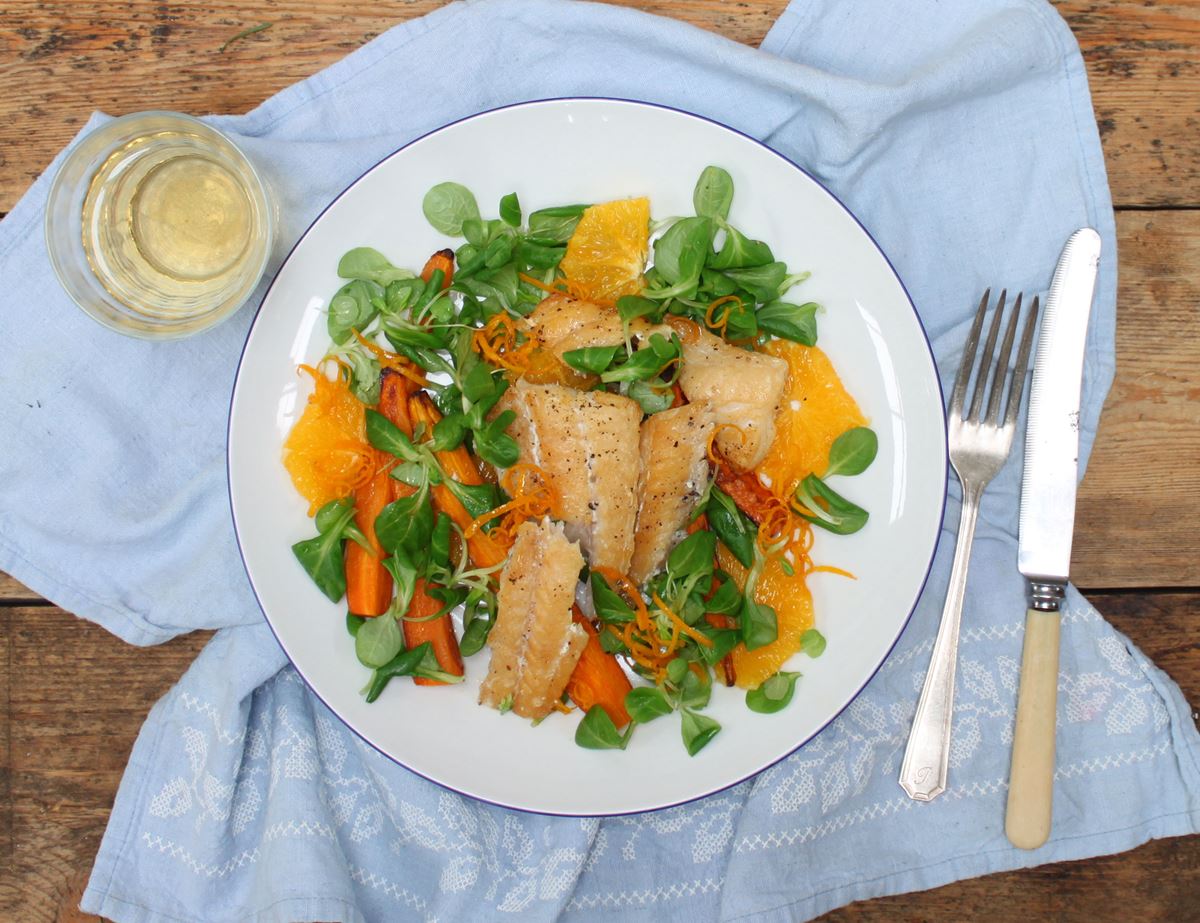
1005, 227, 1101, 849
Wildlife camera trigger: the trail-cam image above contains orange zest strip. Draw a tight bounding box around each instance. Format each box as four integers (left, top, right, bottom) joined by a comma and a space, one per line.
517, 271, 573, 297
651, 593, 713, 648
517, 269, 615, 307
351, 330, 428, 387
704, 295, 742, 336
471, 313, 536, 375
563, 278, 615, 307
464, 463, 559, 546
501, 463, 560, 514
706, 423, 749, 467
808, 564, 857, 580
593, 566, 650, 633
464, 496, 526, 540
620, 623, 667, 680
756, 500, 794, 554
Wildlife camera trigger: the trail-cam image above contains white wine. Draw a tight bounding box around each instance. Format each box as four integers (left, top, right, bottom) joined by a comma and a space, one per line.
77, 118, 270, 326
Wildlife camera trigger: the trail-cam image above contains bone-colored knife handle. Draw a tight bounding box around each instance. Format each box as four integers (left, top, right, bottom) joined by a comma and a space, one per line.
1005, 608, 1061, 849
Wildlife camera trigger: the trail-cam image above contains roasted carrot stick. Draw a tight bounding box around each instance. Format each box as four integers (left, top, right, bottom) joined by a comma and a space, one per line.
379, 368, 416, 437
345, 460, 393, 616
375, 370, 464, 683
420, 249, 455, 289
344, 371, 415, 616
405, 578, 465, 686
567, 606, 632, 728
407, 392, 508, 570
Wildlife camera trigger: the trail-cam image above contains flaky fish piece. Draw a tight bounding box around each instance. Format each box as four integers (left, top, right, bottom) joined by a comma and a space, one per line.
493, 379, 642, 573
525, 293, 667, 359
479, 519, 587, 720
629, 402, 716, 584
677, 328, 788, 470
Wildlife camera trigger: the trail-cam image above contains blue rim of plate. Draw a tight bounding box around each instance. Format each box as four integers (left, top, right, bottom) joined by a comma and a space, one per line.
227, 96, 949, 818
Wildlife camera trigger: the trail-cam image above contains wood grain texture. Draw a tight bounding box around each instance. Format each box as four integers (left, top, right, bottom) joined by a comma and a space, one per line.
0, 572, 39, 602
1, 0, 1199, 209
0, 607, 211, 920
1057, 0, 1200, 207
1071, 210, 1200, 588
1091, 590, 1200, 706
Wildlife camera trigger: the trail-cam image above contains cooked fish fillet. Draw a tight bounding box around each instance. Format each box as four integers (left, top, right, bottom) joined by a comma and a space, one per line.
629, 402, 716, 584
526, 293, 666, 359
493, 379, 641, 572
677, 328, 788, 469
480, 519, 587, 720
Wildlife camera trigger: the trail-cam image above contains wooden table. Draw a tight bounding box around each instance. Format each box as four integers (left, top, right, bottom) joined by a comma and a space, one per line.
1, 1, 1197, 919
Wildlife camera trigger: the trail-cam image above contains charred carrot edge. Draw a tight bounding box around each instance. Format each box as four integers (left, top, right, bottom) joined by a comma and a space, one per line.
567, 606, 632, 728
345, 463, 394, 616
407, 392, 509, 570
714, 464, 776, 525
407, 578, 465, 686
379, 368, 416, 434
421, 249, 455, 289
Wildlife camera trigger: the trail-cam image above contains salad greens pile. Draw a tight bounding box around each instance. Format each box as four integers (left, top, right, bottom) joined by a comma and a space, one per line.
287, 164, 879, 756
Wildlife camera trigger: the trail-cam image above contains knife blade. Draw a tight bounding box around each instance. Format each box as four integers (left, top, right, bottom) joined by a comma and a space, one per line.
1006, 227, 1101, 850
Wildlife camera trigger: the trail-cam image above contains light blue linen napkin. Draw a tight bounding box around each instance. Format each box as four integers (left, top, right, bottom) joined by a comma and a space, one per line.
0, 0, 1196, 919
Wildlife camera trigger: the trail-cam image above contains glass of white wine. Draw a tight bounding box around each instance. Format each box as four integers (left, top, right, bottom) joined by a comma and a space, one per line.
45, 111, 275, 339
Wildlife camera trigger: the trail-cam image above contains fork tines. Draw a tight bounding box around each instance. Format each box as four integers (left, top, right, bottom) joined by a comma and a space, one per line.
950, 288, 1040, 427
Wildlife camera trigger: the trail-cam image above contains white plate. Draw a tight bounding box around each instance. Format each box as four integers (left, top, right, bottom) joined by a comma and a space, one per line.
229, 99, 947, 816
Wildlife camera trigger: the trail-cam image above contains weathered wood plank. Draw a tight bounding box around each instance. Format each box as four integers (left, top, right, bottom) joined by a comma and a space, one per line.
1071, 209, 1200, 588
1057, 0, 1200, 207
825, 834, 1200, 922
1, 0, 1197, 210
0, 595, 1194, 921
1, 607, 211, 920
0, 572, 39, 602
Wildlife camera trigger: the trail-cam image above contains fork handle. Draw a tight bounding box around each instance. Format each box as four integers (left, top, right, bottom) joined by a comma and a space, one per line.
1005, 608, 1061, 849
899, 481, 983, 801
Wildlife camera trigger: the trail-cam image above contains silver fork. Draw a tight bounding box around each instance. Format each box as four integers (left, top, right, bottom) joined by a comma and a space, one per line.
899, 289, 1039, 802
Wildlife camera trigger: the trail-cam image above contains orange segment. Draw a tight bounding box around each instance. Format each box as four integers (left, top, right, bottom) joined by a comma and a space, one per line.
756, 340, 867, 498
519, 347, 598, 389
283, 365, 375, 516
717, 543, 814, 689
559, 197, 650, 302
